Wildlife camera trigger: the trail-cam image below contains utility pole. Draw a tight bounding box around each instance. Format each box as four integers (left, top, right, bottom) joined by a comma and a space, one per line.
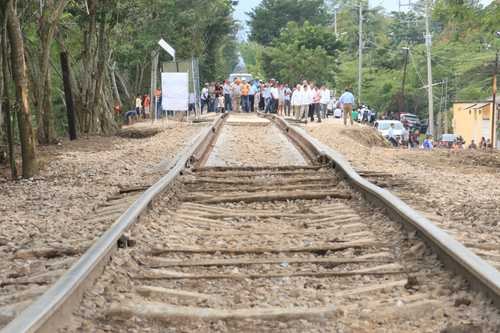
400, 47, 409, 115
358, 1, 363, 107
491, 50, 498, 149
150, 50, 159, 122
443, 78, 449, 133
424, 0, 434, 136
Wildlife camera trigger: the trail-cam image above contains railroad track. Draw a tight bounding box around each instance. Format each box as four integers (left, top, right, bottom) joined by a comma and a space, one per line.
2, 113, 500, 332
358, 172, 500, 272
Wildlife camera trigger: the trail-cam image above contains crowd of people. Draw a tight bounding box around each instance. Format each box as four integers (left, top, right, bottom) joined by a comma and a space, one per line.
200, 78, 350, 123
121, 77, 495, 154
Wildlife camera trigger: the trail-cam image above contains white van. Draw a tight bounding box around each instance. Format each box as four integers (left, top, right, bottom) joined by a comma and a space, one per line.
229, 73, 253, 82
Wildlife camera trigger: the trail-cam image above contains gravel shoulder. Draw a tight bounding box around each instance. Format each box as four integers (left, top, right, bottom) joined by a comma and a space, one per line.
305, 118, 500, 271
0, 120, 205, 326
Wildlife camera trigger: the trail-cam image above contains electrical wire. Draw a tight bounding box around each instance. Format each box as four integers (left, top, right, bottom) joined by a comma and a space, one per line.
408, 49, 426, 87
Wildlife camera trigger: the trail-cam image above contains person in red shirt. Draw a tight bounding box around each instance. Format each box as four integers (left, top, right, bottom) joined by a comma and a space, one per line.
310, 86, 322, 123
143, 94, 151, 118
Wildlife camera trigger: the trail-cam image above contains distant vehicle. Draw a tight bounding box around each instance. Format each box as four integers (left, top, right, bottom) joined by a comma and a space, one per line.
327, 98, 336, 116
399, 113, 421, 129
438, 133, 458, 148
333, 108, 343, 118
229, 73, 253, 83
419, 118, 429, 134
374, 120, 409, 142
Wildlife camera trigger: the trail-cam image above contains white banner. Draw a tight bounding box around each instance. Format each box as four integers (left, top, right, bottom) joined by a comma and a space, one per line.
161, 72, 189, 111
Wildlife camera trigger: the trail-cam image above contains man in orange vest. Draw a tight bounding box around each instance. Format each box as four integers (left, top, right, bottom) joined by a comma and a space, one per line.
241, 79, 251, 113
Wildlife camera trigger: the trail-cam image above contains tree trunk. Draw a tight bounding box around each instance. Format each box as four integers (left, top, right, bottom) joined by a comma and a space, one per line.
60, 51, 77, 140
94, 18, 116, 134
6, 0, 38, 178
78, 0, 97, 134
35, 0, 68, 144
1, 24, 18, 179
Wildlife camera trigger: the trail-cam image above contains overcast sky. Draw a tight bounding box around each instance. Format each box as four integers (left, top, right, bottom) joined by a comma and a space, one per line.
234, 0, 493, 38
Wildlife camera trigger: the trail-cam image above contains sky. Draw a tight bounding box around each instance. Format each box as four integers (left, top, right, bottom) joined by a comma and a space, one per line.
234, 0, 493, 38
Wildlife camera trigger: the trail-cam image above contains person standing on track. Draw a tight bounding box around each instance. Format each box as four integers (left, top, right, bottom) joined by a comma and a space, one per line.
310, 86, 322, 122
231, 78, 241, 113
270, 81, 279, 114
338, 88, 355, 126
277, 83, 285, 116
201, 83, 209, 113
320, 86, 330, 119
208, 82, 216, 113
263, 83, 271, 113
241, 79, 251, 112
300, 84, 310, 121
223, 80, 232, 112
249, 80, 258, 112
284, 84, 292, 117
292, 85, 302, 119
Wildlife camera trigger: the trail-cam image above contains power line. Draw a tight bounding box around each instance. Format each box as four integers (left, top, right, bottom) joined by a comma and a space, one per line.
408, 50, 426, 87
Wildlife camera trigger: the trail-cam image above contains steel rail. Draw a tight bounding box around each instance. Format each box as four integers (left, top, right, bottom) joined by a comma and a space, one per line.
1, 114, 227, 333
265, 114, 500, 308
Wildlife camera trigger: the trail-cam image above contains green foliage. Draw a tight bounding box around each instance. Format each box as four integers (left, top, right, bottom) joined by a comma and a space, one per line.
248, 0, 331, 45
99, 0, 237, 83
388, 11, 424, 46
239, 42, 267, 80
261, 21, 342, 85
246, 0, 498, 119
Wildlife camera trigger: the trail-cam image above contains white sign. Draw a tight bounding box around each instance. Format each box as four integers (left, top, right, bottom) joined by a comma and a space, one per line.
162, 72, 189, 111
158, 39, 176, 60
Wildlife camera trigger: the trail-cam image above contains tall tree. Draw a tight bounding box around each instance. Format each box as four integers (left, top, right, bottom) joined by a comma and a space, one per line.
1, 19, 18, 178
6, 0, 38, 178
248, 0, 331, 45
36, 0, 68, 143
263, 21, 342, 85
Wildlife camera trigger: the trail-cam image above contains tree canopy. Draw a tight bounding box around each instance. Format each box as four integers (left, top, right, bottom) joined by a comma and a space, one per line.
0, 0, 238, 178
262, 21, 342, 85
243, 0, 500, 129
248, 0, 331, 45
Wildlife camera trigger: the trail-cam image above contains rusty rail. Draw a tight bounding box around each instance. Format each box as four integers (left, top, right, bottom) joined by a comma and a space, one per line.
1, 114, 227, 333
265, 113, 500, 308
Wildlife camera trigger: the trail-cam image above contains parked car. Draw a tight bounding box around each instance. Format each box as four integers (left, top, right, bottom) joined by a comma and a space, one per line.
438, 133, 458, 148
399, 113, 421, 129
374, 120, 409, 142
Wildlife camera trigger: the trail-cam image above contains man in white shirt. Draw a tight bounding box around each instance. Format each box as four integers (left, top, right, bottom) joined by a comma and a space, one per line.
307, 84, 315, 120
135, 95, 142, 118
201, 83, 209, 113
299, 84, 310, 121
283, 84, 292, 117
320, 86, 331, 119
291, 85, 302, 119
270, 82, 279, 113
231, 79, 241, 112
223, 80, 232, 112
